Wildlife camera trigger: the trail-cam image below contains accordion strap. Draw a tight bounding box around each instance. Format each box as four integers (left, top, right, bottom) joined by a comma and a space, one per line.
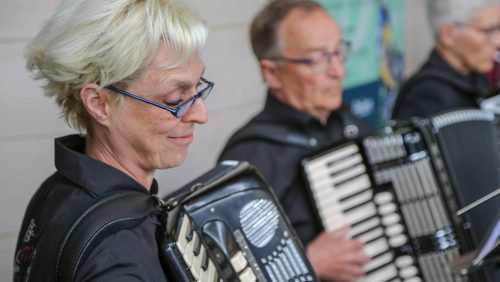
225, 122, 316, 149
55, 191, 160, 282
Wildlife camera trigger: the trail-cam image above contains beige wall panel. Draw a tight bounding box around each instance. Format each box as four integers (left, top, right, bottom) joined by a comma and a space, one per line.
186, 0, 267, 27
201, 26, 265, 112
0, 42, 72, 138
0, 237, 17, 280
0, 0, 61, 39
404, 0, 433, 77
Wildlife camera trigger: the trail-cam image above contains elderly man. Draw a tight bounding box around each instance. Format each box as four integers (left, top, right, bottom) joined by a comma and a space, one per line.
392, 0, 500, 119
14, 0, 212, 280
218, 0, 372, 281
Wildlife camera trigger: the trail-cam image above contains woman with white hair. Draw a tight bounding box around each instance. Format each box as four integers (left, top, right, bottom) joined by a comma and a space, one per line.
392, 0, 500, 119
14, 0, 212, 280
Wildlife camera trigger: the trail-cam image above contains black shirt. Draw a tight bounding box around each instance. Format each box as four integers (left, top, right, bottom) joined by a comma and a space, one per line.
218, 93, 372, 246
14, 134, 167, 282
392, 49, 492, 120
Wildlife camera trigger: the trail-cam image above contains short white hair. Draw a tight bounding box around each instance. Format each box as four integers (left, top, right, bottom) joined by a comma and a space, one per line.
427, 0, 500, 37
26, 0, 208, 132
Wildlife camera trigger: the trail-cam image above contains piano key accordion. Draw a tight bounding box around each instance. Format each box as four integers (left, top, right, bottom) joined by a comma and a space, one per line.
301, 108, 499, 282
160, 161, 318, 282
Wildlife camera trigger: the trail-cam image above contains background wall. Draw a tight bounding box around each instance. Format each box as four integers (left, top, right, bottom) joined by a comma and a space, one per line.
0, 0, 433, 279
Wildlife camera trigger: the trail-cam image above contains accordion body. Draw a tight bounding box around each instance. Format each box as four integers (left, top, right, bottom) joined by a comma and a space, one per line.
302, 109, 499, 282
160, 161, 318, 282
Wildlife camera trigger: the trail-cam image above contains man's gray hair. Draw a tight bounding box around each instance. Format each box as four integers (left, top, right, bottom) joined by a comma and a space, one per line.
427, 0, 500, 37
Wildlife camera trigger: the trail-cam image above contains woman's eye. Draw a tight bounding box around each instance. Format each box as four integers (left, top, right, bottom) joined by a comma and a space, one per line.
164, 99, 183, 107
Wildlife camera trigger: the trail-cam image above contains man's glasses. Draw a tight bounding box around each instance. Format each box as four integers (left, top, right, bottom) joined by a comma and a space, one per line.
105, 77, 214, 118
455, 22, 500, 43
267, 40, 351, 73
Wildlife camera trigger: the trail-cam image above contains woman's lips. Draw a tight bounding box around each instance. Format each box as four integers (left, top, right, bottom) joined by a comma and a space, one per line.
169, 134, 193, 145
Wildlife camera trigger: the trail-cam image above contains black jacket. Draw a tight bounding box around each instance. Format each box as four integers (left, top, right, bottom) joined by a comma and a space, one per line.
14, 135, 167, 282
218, 93, 372, 246
392, 49, 492, 120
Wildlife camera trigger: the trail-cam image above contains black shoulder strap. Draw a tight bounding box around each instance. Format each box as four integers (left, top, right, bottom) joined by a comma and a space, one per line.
224, 122, 317, 151
392, 69, 474, 117
55, 191, 159, 282
224, 107, 362, 153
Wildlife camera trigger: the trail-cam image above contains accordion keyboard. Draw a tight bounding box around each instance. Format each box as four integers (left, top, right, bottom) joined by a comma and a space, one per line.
163, 161, 318, 282
304, 143, 421, 282
176, 213, 260, 282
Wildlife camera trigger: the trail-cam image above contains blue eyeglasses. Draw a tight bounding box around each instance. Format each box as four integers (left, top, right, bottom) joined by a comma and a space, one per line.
267, 40, 351, 73
105, 77, 214, 118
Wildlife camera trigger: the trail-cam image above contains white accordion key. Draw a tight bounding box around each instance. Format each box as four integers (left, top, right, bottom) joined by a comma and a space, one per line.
239, 267, 257, 282
230, 251, 248, 273
350, 217, 381, 237
344, 202, 377, 225
361, 263, 398, 282
363, 237, 389, 258
363, 251, 393, 273
191, 245, 204, 280
357, 227, 384, 244
184, 231, 198, 267
200, 260, 217, 282
177, 214, 191, 255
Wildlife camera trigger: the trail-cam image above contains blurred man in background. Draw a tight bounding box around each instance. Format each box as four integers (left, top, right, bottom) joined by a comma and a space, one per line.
218, 1, 372, 280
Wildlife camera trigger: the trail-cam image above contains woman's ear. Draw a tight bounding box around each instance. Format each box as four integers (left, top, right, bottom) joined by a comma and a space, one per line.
260, 59, 283, 89
79, 84, 112, 127
438, 23, 457, 48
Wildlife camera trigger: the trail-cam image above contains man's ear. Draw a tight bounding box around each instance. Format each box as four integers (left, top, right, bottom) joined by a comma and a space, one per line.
260, 59, 283, 89
79, 84, 112, 127
438, 23, 457, 48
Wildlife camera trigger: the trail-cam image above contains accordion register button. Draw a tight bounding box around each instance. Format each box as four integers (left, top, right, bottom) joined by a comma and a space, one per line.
389, 234, 408, 247
399, 265, 418, 278
395, 255, 414, 268
382, 213, 400, 226
378, 203, 397, 215
385, 224, 404, 237
239, 267, 257, 282
374, 192, 393, 205
230, 251, 248, 273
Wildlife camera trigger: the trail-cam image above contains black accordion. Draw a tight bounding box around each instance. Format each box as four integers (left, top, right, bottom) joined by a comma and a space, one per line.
301, 108, 499, 282
160, 161, 318, 282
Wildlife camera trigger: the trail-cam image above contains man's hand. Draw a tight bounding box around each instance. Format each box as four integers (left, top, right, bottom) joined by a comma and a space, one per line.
306, 226, 370, 282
